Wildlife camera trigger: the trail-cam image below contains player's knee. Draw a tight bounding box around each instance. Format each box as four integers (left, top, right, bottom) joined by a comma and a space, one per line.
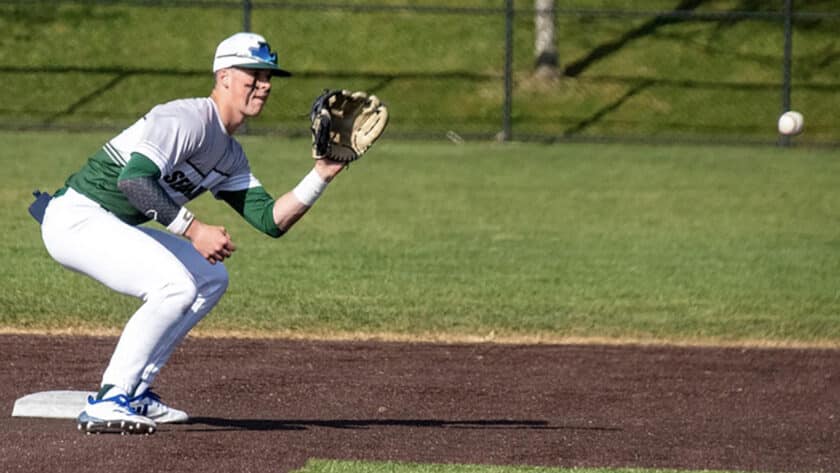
205, 263, 229, 299
155, 276, 199, 313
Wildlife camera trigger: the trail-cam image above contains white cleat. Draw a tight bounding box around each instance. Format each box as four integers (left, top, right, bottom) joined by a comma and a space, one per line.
129, 389, 188, 424
76, 394, 156, 435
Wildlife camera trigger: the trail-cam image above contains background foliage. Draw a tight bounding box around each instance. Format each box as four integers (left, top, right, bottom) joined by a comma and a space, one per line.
0, 1, 838, 144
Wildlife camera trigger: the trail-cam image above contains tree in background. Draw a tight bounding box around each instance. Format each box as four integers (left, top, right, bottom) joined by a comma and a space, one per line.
534, 0, 558, 80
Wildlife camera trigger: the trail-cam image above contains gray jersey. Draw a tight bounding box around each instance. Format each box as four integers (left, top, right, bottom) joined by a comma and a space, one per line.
66, 97, 262, 224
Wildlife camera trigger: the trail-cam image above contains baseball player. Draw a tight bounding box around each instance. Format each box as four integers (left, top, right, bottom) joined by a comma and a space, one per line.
37, 32, 349, 435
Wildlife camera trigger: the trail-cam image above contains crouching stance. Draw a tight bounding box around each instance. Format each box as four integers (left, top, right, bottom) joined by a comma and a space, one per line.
35, 32, 388, 434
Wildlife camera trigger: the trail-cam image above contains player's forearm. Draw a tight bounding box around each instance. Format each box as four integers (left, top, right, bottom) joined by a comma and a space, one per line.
273, 162, 345, 233
272, 191, 311, 232
117, 175, 194, 235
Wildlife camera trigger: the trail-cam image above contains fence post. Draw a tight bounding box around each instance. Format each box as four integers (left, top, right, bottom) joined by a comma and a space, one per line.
500, 0, 514, 142
779, 0, 793, 147
243, 0, 252, 32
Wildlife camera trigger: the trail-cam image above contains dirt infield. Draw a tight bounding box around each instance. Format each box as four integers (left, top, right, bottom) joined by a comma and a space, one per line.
2, 334, 839, 473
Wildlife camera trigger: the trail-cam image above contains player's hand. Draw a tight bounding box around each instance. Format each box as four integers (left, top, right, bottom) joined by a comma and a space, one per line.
184, 219, 236, 264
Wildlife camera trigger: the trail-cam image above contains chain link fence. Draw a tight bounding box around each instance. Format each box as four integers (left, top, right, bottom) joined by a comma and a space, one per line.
1, 0, 837, 146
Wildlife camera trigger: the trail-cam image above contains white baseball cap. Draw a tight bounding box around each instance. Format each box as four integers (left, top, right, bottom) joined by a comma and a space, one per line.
213, 32, 291, 77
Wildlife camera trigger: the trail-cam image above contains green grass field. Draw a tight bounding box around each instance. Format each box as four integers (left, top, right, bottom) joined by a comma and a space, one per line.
3, 130, 839, 348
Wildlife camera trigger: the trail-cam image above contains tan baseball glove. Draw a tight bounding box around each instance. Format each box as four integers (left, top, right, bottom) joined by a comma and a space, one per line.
310, 89, 389, 162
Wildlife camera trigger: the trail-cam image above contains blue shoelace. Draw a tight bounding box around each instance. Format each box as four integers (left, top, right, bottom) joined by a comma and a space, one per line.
130, 389, 161, 403
86, 394, 139, 414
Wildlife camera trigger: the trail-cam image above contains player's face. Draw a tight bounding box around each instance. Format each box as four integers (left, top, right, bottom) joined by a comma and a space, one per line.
231, 68, 272, 117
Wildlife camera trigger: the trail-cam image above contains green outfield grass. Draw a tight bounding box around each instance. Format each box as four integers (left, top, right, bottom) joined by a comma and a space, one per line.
293, 459, 748, 473
2, 130, 839, 346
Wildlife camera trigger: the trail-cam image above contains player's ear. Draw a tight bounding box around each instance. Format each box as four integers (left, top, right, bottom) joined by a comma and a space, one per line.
215, 69, 231, 89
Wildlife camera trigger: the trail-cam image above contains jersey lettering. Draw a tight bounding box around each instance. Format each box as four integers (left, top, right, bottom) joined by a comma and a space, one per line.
163, 171, 201, 198
163, 170, 186, 184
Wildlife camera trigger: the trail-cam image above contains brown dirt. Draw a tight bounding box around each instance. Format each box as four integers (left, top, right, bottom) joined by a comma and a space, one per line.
1, 334, 839, 473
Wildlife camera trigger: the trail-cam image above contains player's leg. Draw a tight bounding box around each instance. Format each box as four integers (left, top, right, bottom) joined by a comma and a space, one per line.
41, 189, 198, 432
128, 226, 229, 423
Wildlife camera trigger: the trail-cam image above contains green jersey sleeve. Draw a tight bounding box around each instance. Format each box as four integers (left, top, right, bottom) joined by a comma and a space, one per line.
217, 187, 283, 238
119, 152, 162, 180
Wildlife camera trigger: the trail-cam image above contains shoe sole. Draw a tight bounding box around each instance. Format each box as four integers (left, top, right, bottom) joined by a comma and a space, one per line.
77, 412, 156, 435
133, 403, 189, 424
144, 411, 189, 424
149, 414, 188, 424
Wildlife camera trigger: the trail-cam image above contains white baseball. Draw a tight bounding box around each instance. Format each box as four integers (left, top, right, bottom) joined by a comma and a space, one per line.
778, 111, 804, 135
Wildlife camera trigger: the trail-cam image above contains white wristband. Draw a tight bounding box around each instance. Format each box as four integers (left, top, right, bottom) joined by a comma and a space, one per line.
292, 169, 328, 207
166, 207, 195, 235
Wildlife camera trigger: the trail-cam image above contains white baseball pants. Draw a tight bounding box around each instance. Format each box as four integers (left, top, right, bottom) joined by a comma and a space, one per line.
41, 188, 229, 395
